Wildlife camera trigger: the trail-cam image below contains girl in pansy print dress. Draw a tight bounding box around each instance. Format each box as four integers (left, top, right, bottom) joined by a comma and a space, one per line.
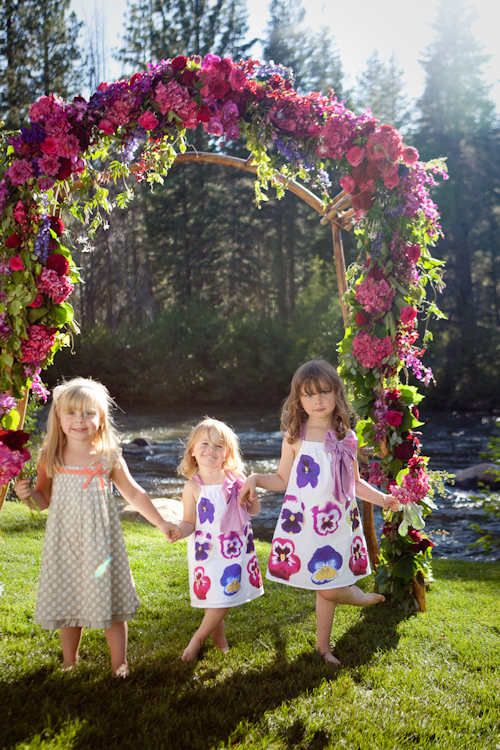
240, 360, 399, 666
171, 418, 263, 661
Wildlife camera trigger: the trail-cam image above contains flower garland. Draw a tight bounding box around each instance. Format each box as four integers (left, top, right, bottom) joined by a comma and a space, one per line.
0, 54, 446, 605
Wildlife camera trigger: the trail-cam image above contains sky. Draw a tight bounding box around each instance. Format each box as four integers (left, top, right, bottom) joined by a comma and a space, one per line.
71, 0, 500, 111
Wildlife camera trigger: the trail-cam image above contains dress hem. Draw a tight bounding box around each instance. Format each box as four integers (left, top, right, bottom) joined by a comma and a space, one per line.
189, 589, 264, 609
265, 571, 371, 590
36, 611, 138, 630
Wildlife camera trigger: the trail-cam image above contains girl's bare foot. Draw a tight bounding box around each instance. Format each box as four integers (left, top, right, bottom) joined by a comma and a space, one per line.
315, 647, 341, 666
61, 662, 76, 672
113, 663, 129, 678
346, 586, 385, 606
181, 635, 203, 662
214, 639, 229, 654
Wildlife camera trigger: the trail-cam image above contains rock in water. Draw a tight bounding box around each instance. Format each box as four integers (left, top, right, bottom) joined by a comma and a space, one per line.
454, 463, 500, 490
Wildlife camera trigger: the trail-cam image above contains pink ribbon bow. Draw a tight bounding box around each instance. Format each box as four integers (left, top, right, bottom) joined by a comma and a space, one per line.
60, 462, 107, 490
324, 431, 358, 504
220, 474, 250, 534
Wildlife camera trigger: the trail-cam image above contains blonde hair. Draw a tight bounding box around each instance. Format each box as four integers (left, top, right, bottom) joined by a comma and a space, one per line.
39, 377, 120, 477
177, 417, 245, 479
281, 360, 352, 444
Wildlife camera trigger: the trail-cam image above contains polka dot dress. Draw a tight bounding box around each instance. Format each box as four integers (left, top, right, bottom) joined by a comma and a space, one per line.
34, 462, 139, 630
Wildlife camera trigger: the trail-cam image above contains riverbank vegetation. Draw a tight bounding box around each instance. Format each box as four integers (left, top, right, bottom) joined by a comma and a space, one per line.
1, 501, 499, 750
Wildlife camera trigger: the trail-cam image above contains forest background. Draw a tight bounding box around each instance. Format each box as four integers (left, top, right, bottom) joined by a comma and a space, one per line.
1, 0, 499, 409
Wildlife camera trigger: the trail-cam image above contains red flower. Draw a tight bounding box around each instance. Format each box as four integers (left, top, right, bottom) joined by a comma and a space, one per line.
171, 55, 187, 71
138, 111, 159, 130
178, 69, 196, 87
49, 216, 65, 236
9, 256, 24, 272
351, 191, 373, 210
210, 79, 230, 98
197, 105, 211, 122
387, 410, 403, 427
98, 119, 115, 135
0, 429, 30, 451
340, 174, 356, 194
406, 244, 421, 263
41, 138, 58, 155
402, 146, 419, 165
215, 58, 233, 75
5, 233, 22, 248
355, 311, 369, 327
386, 389, 401, 402
56, 159, 72, 181
29, 294, 44, 308
411, 406, 420, 420
394, 439, 415, 462
400, 306, 418, 324
367, 264, 386, 281
46, 253, 70, 276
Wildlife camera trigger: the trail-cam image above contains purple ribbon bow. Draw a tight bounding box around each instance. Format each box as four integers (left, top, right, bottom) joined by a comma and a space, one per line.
324, 430, 358, 504
220, 474, 250, 534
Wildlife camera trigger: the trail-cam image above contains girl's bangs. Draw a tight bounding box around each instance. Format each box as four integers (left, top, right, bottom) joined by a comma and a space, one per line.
58, 388, 103, 415
301, 375, 333, 395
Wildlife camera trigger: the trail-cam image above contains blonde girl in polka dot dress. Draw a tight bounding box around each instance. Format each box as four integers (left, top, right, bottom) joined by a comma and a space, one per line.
15, 377, 178, 676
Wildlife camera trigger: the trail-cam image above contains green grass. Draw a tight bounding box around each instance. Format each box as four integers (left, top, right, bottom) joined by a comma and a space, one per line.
1, 500, 499, 750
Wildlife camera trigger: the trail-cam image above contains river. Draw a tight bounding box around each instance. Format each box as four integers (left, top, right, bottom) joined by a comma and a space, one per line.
116, 404, 500, 562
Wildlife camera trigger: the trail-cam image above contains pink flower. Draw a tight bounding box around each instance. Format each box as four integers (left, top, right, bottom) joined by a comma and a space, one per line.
98, 119, 115, 135
7, 159, 34, 185
355, 310, 369, 327
56, 134, 80, 159
138, 111, 159, 130
340, 174, 356, 194
37, 267, 74, 304
355, 276, 395, 315
229, 66, 247, 91
13, 201, 27, 223
19, 324, 57, 364
29, 294, 44, 308
44, 118, 70, 138
193, 566, 211, 599
381, 165, 400, 189
352, 331, 394, 369
37, 177, 55, 191
225, 123, 240, 140
387, 410, 403, 426
402, 146, 419, 165
346, 146, 365, 167
40, 138, 58, 155
38, 154, 61, 176
406, 244, 421, 263
9, 256, 24, 272
366, 124, 403, 163
0, 442, 31, 485
400, 306, 418, 324
206, 118, 224, 136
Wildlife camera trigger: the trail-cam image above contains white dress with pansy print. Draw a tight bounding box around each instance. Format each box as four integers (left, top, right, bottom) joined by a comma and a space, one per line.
266, 429, 371, 590
187, 473, 264, 608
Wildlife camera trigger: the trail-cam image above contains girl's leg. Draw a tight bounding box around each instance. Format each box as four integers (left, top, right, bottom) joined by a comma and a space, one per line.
182, 607, 230, 662
323, 585, 385, 607
315, 592, 340, 665
104, 621, 128, 676
60, 626, 83, 668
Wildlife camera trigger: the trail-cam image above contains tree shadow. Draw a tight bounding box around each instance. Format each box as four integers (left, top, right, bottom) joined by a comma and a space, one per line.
333, 600, 408, 669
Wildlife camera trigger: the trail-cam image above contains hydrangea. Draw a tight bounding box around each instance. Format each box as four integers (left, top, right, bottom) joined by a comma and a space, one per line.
355, 276, 395, 315
352, 331, 394, 369
37, 267, 74, 304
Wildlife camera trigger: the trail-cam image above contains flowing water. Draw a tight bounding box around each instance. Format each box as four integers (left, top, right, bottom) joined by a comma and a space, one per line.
116, 404, 500, 562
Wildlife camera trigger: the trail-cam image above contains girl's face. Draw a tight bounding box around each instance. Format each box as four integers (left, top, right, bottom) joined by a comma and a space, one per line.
191, 429, 227, 471
59, 404, 101, 444
300, 385, 336, 421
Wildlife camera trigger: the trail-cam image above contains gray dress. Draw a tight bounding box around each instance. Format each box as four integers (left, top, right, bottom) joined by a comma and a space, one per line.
34, 461, 139, 630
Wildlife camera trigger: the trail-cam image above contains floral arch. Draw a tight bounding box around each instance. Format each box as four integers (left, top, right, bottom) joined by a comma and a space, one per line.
0, 54, 447, 609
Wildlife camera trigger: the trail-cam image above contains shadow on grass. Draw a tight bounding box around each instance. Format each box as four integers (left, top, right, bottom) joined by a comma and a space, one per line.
432, 558, 500, 582
1, 601, 407, 750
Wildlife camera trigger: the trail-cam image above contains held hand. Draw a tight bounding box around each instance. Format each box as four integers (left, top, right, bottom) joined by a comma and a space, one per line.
383, 494, 401, 513
162, 522, 181, 542
14, 478, 32, 502
238, 476, 258, 509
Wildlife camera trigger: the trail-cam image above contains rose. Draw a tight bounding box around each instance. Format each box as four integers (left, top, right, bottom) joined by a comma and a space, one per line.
355, 311, 369, 327
402, 146, 419, 165
40, 138, 58, 155
386, 389, 401, 401
56, 159, 72, 181
216, 58, 232, 75
7, 159, 34, 185
171, 55, 187, 70
98, 119, 115, 135
0, 428, 30, 451
229, 66, 247, 92
340, 174, 356, 194
44, 118, 70, 138
406, 244, 421, 263
197, 105, 211, 122
29, 294, 44, 308
46, 253, 70, 276
210, 79, 230, 98
367, 264, 386, 281
400, 306, 418, 324
346, 146, 365, 167
394, 439, 415, 462
387, 410, 403, 427
138, 111, 159, 131
5, 233, 22, 248
178, 70, 196, 87
49, 216, 64, 236
9, 256, 24, 272
351, 191, 373, 210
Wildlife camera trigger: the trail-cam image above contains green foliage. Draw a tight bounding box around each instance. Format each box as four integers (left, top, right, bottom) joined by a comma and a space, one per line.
468, 424, 500, 554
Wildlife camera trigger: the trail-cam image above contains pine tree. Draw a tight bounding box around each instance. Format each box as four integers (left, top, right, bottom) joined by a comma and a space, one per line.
0, 0, 36, 128
355, 51, 412, 132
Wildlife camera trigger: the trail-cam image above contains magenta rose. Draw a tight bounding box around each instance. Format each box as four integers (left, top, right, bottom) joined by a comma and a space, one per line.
400, 306, 418, 324
229, 66, 247, 91
46, 253, 70, 276
40, 138, 58, 155
402, 146, 419, 165
5, 233, 22, 248
138, 111, 159, 130
406, 244, 421, 263
98, 119, 115, 135
346, 146, 365, 167
9, 256, 24, 272
340, 174, 356, 194
7, 159, 34, 185
171, 55, 187, 70
29, 294, 44, 308
355, 311, 369, 327
387, 410, 403, 427
197, 105, 211, 122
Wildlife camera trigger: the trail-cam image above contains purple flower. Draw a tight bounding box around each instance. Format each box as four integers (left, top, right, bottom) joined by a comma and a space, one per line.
296, 454, 320, 489
268, 538, 301, 581
280, 497, 305, 535
220, 563, 241, 595
307, 545, 343, 585
194, 530, 213, 561
311, 501, 342, 536
219, 531, 243, 559
349, 507, 360, 532
245, 525, 255, 553
198, 496, 215, 524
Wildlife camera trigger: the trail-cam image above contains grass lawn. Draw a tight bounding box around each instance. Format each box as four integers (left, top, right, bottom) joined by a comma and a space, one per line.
1, 500, 499, 750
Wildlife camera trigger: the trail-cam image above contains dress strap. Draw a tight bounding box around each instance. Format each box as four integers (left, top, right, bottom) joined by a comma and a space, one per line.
59, 462, 107, 490
192, 474, 203, 487
299, 422, 306, 440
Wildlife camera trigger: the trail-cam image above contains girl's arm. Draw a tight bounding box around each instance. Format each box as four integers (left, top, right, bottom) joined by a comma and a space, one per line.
14, 464, 52, 511
353, 459, 400, 511
235, 469, 261, 516
111, 457, 180, 541
173, 480, 198, 540
239, 438, 296, 509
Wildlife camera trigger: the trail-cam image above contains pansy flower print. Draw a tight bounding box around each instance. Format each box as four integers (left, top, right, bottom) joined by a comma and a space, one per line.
307, 545, 343, 585
193, 566, 211, 600
220, 564, 241, 595
268, 538, 301, 581
296, 454, 320, 489
219, 531, 243, 559
247, 555, 262, 588
198, 496, 215, 524
312, 501, 341, 536
349, 506, 361, 532
280, 496, 305, 535
194, 530, 213, 561
349, 536, 369, 575
245, 523, 255, 554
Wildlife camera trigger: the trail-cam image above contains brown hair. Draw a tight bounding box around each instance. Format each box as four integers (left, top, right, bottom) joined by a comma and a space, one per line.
281, 360, 351, 444
39, 377, 120, 477
177, 417, 245, 479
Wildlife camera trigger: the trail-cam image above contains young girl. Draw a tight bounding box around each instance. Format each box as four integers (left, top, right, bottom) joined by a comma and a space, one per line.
239, 360, 400, 666
15, 377, 178, 676
170, 417, 264, 662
